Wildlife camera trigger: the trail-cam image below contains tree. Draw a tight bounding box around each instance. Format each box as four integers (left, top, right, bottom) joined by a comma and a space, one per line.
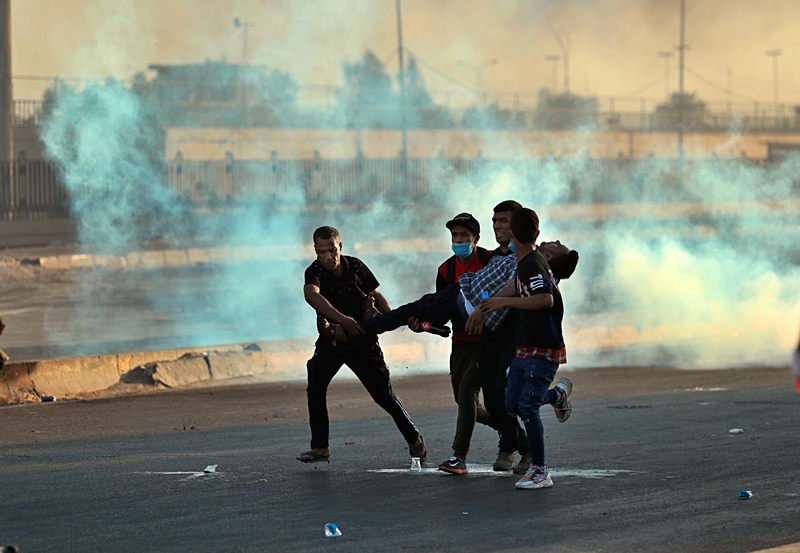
653, 92, 707, 131
402, 56, 452, 129
535, 89, 598, 130
337, 50, 398, 128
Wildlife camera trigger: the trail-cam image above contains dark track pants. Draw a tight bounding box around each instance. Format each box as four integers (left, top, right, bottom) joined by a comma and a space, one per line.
479, 326, 529, 455
306, 339, 420, 449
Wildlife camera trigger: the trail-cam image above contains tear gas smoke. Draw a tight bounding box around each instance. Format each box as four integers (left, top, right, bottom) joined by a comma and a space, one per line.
35, 5, 800, 370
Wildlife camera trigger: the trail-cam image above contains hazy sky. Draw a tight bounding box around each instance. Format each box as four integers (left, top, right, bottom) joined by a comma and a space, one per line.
13, 0, 800, 113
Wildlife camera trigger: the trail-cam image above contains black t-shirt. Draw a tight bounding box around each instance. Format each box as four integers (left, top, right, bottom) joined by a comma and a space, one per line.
514, 249, 564, 351
304, 255, 380, 348
489, 246, 514, 259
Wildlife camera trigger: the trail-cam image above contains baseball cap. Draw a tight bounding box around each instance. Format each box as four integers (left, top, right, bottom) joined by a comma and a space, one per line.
445, 212, 480, 234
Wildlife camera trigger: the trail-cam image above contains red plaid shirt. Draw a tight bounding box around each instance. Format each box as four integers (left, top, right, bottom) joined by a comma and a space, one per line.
515, 346, 567, 365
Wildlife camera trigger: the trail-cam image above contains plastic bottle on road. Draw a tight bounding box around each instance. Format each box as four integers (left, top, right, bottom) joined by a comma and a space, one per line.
325, 523, 342, 537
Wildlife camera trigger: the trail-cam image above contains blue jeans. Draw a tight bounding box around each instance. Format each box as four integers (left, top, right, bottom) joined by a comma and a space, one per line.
505, 356, 559, 468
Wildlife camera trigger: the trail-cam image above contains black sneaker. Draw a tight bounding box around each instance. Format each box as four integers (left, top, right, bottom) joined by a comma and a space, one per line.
438, 456, 468, 475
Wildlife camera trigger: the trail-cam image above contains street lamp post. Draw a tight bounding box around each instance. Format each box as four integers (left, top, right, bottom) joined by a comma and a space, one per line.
233, 17, 253, 108
657, 51, 673, 99
546, 55, 560, 94
395, 0, 408, 185
676, 0, 687, 158
232, 17, 252, 65
765, 49, 782, 115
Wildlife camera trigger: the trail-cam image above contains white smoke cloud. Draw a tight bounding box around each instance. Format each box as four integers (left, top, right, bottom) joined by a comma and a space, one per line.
31, 1, 800, 371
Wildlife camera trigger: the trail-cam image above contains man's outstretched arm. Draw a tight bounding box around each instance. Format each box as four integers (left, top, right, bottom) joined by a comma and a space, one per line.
303, 284, 365, 337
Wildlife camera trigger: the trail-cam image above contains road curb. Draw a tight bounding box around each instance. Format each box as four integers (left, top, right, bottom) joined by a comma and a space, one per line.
0, 334, 450, 405
8, 238, 448, 271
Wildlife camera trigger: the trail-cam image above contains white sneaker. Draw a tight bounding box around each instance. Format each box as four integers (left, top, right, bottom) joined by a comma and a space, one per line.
515, 465, 553, 489
553, 377, 573, 423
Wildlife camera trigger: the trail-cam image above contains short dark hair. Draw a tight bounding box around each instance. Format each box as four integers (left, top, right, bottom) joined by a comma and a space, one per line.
493, 200, 523, 213
313, 226, 340, 242
549, 250, 580, 280
509, 208, 539, 244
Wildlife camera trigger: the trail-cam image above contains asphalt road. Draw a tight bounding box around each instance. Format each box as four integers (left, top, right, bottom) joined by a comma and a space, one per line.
1, 368, 798, 552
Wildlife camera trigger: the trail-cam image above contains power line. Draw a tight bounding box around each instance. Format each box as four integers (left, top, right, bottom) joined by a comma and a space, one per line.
403, 48, 481, 95
684, 65, 761, 104
617, 71, 667, 100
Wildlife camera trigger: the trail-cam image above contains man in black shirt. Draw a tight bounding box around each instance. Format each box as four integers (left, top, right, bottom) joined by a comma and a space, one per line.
480, 208, 573, 490
476, 200, 530, 473
298, 226, 426, 464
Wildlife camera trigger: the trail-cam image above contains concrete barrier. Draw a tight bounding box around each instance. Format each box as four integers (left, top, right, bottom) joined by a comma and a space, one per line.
0, 322, 647, 405
0, 354, 120, 404
149, 355, 211, 388
0, 333, 450, 405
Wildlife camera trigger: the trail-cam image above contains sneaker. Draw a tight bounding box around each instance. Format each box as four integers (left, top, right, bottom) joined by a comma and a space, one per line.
515, 465, 553, 490
409, 436, 428, 463
553, 377, 573, 423
513, 452, 532, 474
492, 451, 516, 472
438, 456, 468, 475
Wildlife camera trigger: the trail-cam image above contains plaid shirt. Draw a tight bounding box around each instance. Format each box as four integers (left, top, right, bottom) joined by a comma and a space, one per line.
515, 346, 567, 364
458, 255, 517, 331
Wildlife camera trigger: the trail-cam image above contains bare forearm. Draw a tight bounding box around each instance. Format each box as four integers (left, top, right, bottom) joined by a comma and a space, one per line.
304, 289, 348, 323
372, 290, 391, 313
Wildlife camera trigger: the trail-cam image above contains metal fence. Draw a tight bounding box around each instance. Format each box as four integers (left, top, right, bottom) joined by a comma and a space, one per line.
13, 99, 800, 133
2, 156, 796, 221
0, 159, 69, 220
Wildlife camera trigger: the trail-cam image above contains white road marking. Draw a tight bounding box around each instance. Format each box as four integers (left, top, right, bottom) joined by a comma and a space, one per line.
137, 470, 219, 481
1, 307, 38, 315
368, 464, 637, 478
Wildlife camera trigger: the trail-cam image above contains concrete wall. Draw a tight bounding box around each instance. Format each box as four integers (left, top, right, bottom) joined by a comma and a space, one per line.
166, 127, 800, 161
0, 218, 77, 248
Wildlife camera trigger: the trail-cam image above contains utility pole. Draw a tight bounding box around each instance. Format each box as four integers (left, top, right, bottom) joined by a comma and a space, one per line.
546, 55, 560, 94
675, 0, 687, 158
726, 68, 732, 118
549, 26, 571, 93
0, 0, 12, 164
395, 0, 408, 185
657, 51, 673, 99
765, 49, 782, 115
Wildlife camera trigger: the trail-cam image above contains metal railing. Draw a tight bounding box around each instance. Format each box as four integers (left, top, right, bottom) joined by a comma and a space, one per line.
0, 159, 70, 220
14, 98, 800, 133
2, 156, 798, 221
12, 100, 44, 126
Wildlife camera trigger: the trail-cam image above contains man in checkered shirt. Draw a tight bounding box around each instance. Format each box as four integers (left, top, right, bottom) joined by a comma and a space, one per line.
324, 243, 576, 343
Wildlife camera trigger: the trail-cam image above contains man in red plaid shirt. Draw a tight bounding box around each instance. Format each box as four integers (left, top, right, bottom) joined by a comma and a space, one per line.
479, 207, 573, 490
